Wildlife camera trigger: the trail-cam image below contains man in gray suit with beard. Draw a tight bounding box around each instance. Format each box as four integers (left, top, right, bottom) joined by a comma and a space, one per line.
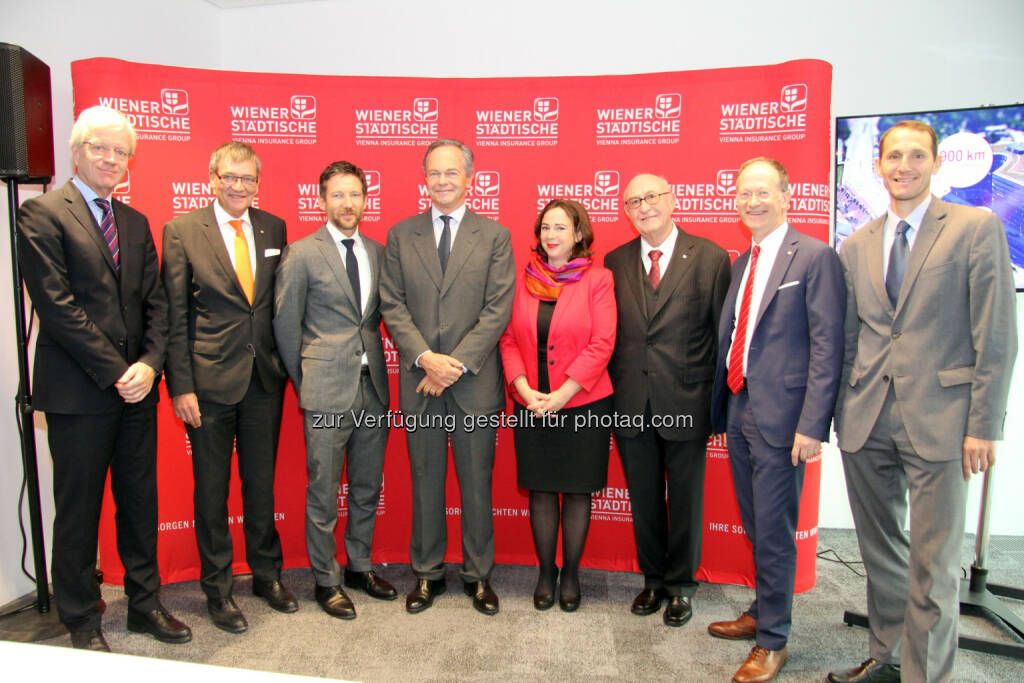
829, 120, 1017, 683
274, 161, 396, 620
380, 138, 515, 616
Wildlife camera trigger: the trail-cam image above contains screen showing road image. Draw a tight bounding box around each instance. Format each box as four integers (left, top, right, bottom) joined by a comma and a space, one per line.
836, 103, 1024, 290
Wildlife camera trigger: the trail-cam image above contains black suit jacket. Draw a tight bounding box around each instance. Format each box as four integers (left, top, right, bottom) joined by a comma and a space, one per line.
162, 203, 287, 405
605, 227, 731, 440
18, 180, 168, 414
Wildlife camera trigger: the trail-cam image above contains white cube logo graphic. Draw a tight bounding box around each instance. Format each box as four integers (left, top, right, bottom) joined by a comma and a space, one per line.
594, 170, 620, 197
364, 170, 381, 196
413, 98, 439, 122
474, 171, 500, 196
160, 89, 189, 115
533, 97, 559, 121
716, 170, 738, 196
779, 84, 807, 113
655, 93, 682, 119
290, 95, 317, 119
114, 170, 130, 195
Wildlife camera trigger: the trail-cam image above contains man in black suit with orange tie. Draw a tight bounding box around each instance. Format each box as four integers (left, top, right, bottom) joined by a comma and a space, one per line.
18, 105, 190, 651
162, 141, 295, 633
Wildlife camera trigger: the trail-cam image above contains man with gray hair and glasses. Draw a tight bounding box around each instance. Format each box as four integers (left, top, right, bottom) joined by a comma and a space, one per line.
380, 138, 514, 616
18, 105, 190, 651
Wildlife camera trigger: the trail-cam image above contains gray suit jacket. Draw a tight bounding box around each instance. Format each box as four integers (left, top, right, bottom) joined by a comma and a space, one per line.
836, 198, 1018, 460
273, 226, 389, 413
379, 208, 515, 415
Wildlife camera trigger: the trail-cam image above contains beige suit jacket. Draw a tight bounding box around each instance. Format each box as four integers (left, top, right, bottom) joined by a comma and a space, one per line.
836, 198, 1017, 460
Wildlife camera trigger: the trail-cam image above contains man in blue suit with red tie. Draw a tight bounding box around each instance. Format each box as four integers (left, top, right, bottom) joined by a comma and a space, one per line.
709, 157, 845, 683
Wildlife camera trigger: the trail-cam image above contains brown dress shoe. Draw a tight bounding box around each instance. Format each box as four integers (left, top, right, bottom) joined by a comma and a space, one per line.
732, 646, 787, 683
708, 612, 756, 639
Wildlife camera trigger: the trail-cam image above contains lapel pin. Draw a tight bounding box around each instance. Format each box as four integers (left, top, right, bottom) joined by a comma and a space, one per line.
786, 250, 792, 255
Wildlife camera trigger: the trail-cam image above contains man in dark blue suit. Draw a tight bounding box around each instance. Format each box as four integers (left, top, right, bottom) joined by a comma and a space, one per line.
709, 157, 845, 683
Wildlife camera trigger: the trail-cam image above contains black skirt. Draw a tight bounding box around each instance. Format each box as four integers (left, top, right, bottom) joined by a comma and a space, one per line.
513, 395, 613, 494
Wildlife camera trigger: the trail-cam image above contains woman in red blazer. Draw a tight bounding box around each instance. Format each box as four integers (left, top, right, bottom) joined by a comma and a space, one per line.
499, 199, 616, 612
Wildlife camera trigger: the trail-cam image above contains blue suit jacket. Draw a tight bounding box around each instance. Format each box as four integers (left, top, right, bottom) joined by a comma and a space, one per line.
711, 225, 845, 448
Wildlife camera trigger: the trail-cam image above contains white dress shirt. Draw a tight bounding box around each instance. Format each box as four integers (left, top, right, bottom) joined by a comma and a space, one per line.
327, 223, 371, 366
213, 200, 256, 280
727, 222, 788, 374
881, 195, 930, 280
641, 225, 679, 279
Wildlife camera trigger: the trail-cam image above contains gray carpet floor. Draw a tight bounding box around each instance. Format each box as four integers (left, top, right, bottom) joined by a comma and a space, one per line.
11, 529, 1024, 681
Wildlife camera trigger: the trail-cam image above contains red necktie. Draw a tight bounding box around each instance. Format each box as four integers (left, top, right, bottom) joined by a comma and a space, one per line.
727, 245, 760, 394
648, 249, 662, 289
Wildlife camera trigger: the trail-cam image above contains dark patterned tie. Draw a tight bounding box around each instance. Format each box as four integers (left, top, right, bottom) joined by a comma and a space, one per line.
728, 245, 760, 394
885, 220, 910, 306
93, 198, 119, 272
438, 215, 452, 274
342, 238, 361, 315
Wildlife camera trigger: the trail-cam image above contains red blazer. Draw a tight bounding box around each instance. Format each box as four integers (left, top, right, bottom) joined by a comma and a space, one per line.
499, 264, 616, 409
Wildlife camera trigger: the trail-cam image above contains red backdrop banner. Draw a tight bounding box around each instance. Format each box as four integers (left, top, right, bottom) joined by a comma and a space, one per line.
69, 57, 832, 593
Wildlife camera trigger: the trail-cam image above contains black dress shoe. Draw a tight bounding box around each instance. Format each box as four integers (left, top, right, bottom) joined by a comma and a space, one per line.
533, 568, 558, 611
827, 658, 901, 683
631, 587, 668, 616
70, 628, 110, 652
558, 585, 580, 612
127, 606, 192, 643
315, 585, 356, 620
207, 596, 248, 634
252, 577, 299, 613
344, 568, 398, 601
662, 595, 692, 627
406, 578, 447, 614
463, 580, 499, 616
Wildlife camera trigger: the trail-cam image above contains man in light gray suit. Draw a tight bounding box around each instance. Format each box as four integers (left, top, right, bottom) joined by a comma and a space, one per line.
830, 121, 1017, 683
274, 161, 396, 620
380, 138, 515, 616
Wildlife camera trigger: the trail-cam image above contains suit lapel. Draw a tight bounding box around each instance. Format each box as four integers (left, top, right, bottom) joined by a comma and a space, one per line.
895, 199, 946, 315
441, 210, 478, 297
864, 216, 890, 312
112, 200, 132, 297
63, 182, 118, 277
411, 212, 443, 291
199, 204, 247, 302
365, 238, 382, 322
314, 226, 360, 317
650, 227, 694, 321
251, 211, 274, 303
753, 226, 798, 332
620, 238, 649, 320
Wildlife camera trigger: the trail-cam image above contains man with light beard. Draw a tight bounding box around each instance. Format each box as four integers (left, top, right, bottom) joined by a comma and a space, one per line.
274, 161, 395, 620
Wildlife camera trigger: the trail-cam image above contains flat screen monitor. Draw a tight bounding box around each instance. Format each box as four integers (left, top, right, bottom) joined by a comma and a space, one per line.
835, 103, 1024, 290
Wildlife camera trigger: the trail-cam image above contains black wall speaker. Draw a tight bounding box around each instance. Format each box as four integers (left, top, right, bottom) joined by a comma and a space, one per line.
0, 42, 54, 181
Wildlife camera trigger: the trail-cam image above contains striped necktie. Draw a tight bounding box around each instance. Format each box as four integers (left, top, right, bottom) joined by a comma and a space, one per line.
93, 198, 119, 272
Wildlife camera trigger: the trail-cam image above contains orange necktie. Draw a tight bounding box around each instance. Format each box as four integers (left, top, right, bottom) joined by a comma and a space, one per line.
229, 219, 254, 304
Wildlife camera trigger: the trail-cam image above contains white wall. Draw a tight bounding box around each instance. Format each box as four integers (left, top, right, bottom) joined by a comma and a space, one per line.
2, 0, 1022, 605
0, 0, 220, 606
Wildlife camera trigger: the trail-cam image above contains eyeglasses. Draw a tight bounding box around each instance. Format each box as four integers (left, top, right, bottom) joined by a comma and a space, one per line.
82, 140, 132, 161
216, 173, 259, 188
736, 189, 777, 203
624, 191, 672, 210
